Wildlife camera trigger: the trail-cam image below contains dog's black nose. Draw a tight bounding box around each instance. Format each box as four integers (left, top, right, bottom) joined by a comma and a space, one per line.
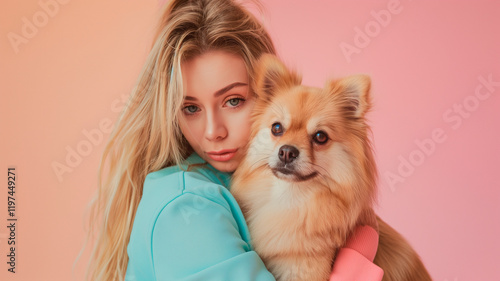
278, 145, 299, 164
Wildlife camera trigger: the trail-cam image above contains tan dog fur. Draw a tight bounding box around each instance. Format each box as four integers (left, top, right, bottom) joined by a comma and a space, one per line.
231, 54, 432, 281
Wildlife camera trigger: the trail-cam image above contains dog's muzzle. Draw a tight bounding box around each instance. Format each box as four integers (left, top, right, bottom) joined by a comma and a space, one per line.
270, 145, 318, 182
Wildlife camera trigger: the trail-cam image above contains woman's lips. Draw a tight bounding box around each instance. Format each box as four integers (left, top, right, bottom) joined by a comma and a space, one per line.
206, 148, 238, 162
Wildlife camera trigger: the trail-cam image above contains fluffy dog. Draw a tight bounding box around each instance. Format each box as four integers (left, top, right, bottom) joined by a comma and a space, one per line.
231, 54, 432, 281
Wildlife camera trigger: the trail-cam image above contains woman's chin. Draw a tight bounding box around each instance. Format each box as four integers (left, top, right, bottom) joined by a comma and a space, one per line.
209, 160, 238, 173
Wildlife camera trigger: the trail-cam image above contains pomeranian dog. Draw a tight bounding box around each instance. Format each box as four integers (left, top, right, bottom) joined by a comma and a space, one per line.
231, 54, 432, 281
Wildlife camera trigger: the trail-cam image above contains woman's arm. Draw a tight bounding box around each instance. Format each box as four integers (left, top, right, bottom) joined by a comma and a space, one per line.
329, 225, 384, 281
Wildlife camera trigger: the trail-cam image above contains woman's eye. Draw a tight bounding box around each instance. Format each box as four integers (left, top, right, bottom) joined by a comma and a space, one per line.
184, 105, 199, 114
226, 98, 243, 107
313, 131, 328, 144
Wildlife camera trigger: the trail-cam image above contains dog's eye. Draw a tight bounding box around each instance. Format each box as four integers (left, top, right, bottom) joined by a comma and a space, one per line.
313, 131, 328, 144
271, 123, 283, 136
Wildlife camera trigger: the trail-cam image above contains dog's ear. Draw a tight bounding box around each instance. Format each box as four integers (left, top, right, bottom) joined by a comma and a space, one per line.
327, 74, 371, 118
253, 54, 301, 100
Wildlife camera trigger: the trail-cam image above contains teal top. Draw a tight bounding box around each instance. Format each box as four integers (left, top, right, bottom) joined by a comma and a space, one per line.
124, 152, 276, 281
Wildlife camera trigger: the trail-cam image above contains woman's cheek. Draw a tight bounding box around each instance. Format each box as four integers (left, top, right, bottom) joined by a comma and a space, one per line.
180, 117, 202, 145
233, 109, 253, 139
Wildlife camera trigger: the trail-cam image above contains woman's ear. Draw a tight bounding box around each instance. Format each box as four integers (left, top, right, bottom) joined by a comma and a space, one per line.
253, 54, 301, 101
327, 74, 371, 118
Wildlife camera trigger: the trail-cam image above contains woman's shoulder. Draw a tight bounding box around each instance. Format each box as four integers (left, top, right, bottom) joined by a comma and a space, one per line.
127, 164, 251, 280
132, 161, 236, 235
127, 162, 246, 259
126, 164, 272, 281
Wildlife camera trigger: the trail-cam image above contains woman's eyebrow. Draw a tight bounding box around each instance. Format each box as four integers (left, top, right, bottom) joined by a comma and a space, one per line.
184, 82, 248, 101
213, 82, 248, 98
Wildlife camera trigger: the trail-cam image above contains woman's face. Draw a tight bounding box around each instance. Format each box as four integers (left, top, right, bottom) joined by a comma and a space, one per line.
178, 50, 255, 173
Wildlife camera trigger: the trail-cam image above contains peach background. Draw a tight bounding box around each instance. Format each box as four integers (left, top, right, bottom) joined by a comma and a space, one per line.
1, 0, 499, 280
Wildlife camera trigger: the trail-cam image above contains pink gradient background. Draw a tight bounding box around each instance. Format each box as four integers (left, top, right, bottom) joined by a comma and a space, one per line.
1, 0, 499, 280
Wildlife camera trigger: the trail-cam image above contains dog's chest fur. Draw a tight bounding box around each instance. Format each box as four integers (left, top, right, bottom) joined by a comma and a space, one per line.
234, 172, 342, 257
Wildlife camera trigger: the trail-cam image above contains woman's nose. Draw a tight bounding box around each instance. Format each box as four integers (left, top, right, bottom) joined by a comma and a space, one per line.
204, 111, 227, 141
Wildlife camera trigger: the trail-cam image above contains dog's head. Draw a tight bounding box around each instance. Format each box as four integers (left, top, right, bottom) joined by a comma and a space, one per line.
245, 54, 377, 198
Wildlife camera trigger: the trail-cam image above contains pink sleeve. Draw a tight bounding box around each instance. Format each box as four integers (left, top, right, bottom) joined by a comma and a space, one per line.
329, 225, 384, 281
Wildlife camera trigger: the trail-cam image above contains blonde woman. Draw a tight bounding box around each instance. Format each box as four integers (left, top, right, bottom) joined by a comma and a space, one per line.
86, 0, 383, 280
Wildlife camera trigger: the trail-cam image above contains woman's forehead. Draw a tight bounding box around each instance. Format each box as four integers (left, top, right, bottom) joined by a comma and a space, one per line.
181, 50, 249, 99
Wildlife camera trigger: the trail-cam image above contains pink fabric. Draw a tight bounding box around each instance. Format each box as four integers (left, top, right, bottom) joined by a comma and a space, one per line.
329, 226, 384, 281
344, 225, 380, 262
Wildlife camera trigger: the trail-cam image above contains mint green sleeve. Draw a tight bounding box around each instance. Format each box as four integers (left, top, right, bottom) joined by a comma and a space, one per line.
150, 193, 276, 280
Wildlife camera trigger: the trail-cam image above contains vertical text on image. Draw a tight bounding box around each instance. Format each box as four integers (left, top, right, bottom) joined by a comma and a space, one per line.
6, 167, 18, 273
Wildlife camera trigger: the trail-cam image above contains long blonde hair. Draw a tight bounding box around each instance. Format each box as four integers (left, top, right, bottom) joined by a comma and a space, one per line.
84, 0, 275, 280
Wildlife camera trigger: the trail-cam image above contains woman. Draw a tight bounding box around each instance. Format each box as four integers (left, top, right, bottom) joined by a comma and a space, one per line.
86, 0, 383, 280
